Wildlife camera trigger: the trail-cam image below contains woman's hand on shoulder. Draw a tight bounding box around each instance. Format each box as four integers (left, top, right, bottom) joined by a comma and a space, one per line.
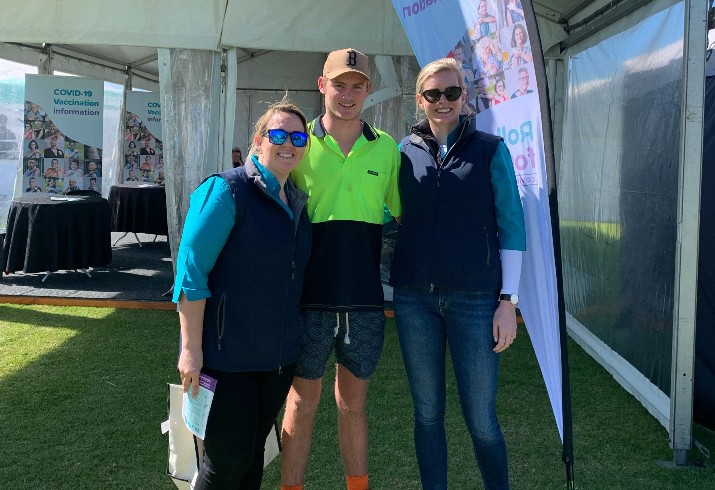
178, 347, 203, 398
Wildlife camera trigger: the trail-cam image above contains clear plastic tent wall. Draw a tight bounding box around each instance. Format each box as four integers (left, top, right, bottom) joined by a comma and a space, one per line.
362, 56, 420, 142
159, 49, 228, 275
0, 60, 124, 231
361, 55, 419, 289
101, 82, 123, 197
0, 61, 29, 232
559, 2, 685, 394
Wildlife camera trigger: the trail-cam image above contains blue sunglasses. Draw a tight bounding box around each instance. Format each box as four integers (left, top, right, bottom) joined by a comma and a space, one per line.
262, 129, 309, 148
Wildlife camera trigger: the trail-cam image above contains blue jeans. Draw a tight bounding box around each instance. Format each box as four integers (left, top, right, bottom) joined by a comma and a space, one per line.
393, 287, 509, 490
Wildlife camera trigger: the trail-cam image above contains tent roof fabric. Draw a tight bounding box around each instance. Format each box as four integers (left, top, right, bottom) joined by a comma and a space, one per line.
222, 0, 413, 56
0, 0, 610, 70
0, 0, 226, 50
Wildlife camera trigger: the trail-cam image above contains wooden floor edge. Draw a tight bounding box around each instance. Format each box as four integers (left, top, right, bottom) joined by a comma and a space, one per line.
0, 299, 523, 320
0, 294, 387, 315
0, 295, 176, 310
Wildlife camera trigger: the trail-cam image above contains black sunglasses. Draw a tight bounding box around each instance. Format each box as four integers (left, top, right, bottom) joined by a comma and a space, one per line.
421, 86, 462, 103
262, 129, 308, 148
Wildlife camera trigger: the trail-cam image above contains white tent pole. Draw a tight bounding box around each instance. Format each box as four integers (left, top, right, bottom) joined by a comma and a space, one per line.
669, 0, 707, 466
364, 55, 401, 110
112, 70, 132, 190
218, 48, 237, 172
127, 67, 133, 91
38, 43, 52, 75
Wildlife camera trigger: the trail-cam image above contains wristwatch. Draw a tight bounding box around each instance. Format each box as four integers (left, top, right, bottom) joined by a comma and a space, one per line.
499, 293, 519, 306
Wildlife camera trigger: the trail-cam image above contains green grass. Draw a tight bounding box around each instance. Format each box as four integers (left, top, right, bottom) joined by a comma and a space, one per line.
0, 304, 713, 489
0, 305, 178, 489
559, 220, 623, 332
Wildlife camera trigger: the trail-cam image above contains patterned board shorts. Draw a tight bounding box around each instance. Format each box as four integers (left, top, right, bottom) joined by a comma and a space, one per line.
295, 309, 386, 380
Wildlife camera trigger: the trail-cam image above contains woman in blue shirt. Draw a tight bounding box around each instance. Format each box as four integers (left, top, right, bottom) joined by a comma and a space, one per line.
174, 100, 312, 490
391, 58, 526, 490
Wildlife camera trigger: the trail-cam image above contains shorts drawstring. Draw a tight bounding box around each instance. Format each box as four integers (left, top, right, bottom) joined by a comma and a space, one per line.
334, 312, 351, 345
344, 313, 351, 345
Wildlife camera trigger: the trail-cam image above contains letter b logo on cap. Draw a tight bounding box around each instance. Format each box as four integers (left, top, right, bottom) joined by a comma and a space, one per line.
347, 50, 357, 67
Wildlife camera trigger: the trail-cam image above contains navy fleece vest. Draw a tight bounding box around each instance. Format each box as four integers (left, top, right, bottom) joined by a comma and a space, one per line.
390, 124, 503, 291
202, 166, 312, 372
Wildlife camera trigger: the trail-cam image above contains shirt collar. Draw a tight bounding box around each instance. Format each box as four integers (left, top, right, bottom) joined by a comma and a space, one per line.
250, 155, 282, 197
310, 115, 379, 141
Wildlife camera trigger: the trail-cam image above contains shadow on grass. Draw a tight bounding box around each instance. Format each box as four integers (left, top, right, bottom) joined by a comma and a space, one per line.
260, 321, 567, 489
1, 306, 712, 489
261, 320, 713, 489
0, 304, 178, 489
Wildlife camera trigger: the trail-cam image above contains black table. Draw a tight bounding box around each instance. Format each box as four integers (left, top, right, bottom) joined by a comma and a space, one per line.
1, 194, 112, 275
109, 184, 168, 237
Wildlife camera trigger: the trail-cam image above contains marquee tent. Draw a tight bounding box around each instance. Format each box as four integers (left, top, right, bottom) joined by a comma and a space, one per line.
0, 0, 710, 469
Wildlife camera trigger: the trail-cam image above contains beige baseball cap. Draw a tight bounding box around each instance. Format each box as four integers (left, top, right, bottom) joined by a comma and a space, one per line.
323, 48, 371, 81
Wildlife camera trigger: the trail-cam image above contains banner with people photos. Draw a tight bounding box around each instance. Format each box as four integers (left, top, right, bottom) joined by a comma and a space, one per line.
124, 92, 164, 186
392, 0, 568, 443
23, 75, 104, 195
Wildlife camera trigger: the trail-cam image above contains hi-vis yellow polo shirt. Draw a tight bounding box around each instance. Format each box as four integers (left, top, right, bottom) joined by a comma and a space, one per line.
291, 116, 401, 311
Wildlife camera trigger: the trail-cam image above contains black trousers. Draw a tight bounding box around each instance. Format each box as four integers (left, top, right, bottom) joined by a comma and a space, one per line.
194, 363, 296, 490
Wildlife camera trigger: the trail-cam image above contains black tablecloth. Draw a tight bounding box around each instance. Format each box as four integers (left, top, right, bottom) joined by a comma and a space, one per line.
109, 185, 168, 235
1, 195, 112, 274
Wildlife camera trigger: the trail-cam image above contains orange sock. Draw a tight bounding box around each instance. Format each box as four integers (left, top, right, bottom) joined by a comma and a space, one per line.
280, 485, 303, 490
346, 474, 369, 490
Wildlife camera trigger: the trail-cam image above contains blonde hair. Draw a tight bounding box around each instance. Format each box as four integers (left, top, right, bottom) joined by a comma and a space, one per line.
416, 58, 465, 95
415, 58, 472, 117
248, 98, 308, 157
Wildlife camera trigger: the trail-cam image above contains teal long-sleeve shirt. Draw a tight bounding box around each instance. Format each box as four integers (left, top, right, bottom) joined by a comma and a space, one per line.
489, 140, 526, 251
171, 157, 293, 303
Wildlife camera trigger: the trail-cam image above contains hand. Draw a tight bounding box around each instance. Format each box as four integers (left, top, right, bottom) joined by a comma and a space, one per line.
492, 301, 517, 353
177, 347, 203, 398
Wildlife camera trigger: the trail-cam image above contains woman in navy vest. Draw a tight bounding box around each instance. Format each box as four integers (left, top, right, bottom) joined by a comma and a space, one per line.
390, 58, 526, 489
173, 100, 312, 489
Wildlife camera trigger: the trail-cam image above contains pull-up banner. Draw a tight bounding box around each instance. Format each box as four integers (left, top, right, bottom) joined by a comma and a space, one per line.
392, 0, 571, 461
23, 75, 104, 195
124, 92, 164, 186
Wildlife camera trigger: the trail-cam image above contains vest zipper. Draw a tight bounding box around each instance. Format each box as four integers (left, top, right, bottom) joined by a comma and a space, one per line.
280, 199, 306, 371
436, 151, 443, 186
279, 222, 293, 372
217, 292, 226, 351
431, 150, 443, 287
484, 227, 491, 267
